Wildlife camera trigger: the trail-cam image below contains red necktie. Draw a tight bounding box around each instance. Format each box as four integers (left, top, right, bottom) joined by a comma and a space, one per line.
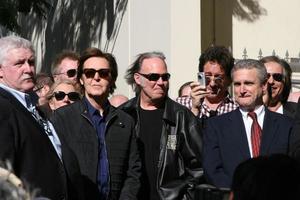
248, 112, 262, 157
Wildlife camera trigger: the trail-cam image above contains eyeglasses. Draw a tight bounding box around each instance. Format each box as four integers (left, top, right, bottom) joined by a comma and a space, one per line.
267, 73, 283, 82
56, 69, 77, 78
33, 85, 43, 92
138, 73, 171, 81
83, 68, 111, 79
205, 75, 224, 85
52, 91, 80, 101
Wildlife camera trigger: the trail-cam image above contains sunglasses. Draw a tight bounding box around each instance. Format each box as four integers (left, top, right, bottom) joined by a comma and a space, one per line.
138, 73, 171, 81
57, 69, 77, 78
52, 91, 80, 101
83, 68, 111, 79
205, 75, 224, 85
267, 73, 283, 82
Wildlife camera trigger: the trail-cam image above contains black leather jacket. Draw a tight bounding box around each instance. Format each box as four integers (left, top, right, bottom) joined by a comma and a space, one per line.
120, 97, 204, 200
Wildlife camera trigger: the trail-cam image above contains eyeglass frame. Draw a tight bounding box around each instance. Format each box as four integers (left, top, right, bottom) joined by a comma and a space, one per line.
51, 91, 80, 101
137, 72, 171, 81
82, 68, 111, 79
267, 73, 284, 82
55, 69, 77, 78
204, 74, 225, 85
33, 85, 44, 92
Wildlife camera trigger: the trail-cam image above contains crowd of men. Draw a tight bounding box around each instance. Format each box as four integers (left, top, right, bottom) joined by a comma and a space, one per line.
0, 35, 300, 200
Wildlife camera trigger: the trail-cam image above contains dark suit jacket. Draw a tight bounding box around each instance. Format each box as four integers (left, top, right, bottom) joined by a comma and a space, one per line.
289, 98, 300, 161
283, 101, 298, 119
0, 88, 83, 200
203, 108, 293, 188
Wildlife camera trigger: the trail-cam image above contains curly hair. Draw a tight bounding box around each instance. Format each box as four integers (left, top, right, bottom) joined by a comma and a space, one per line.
199, 46, 234, 82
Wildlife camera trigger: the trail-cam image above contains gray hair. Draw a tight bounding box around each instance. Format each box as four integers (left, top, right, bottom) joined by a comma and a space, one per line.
231, 59, 267, 84
125, 51, 166, 93
0, 35, 34, 65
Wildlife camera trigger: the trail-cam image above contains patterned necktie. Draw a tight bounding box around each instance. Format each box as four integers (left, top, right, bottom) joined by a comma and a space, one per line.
248, 111, 262, 157
25, 94, 53, 136
25, 94, 62, 160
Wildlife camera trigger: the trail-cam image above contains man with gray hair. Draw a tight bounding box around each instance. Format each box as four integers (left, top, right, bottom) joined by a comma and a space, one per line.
203, 59, 293, 188
0, 35, 83, 199
120, 51, 204, 200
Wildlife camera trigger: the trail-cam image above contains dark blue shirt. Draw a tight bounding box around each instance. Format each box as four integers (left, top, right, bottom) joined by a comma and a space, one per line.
85, 97, 109, 199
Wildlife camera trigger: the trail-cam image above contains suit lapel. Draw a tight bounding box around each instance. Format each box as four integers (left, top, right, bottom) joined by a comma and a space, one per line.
0, 88, 33, 118
283, 102, 297, 118
230, 109, 251, 159
0, 87, 63, 161
260, 109, 278, 155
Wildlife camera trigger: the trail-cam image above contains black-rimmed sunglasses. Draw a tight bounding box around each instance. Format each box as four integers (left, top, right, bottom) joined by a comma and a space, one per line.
267, 73, 283, 82
52, 91, 80, 101
138, 73, 170, 81
83, 68, 111, 79
57, 69, 77, 78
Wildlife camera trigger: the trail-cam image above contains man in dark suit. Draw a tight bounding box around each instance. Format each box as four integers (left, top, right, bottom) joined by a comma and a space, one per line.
203, 59, 293, 188
0, 35, 83, 199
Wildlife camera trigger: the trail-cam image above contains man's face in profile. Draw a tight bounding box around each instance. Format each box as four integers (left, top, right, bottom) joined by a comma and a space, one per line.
0, 48, 35, 92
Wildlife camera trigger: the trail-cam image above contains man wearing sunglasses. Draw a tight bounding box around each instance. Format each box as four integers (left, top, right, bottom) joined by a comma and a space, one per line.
36, 80, 81, 118
176, 46, 238, 128
51, 47, 141, 199
121, 51, 204, 200
51, 50, 80, 84
0, 35, 84, 199
260, 56, 297, 118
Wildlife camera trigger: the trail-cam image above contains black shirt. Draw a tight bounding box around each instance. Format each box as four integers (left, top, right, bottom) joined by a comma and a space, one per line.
139, 106, 164, 200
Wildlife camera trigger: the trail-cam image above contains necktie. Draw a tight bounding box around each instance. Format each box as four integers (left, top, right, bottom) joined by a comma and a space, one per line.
25, 94, 53, 136
248, 111, 262, 157
25, 94, 62, 160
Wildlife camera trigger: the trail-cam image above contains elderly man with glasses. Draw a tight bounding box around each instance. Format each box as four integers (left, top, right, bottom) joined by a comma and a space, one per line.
51, 47, 141, 200
120, 51, 204, 200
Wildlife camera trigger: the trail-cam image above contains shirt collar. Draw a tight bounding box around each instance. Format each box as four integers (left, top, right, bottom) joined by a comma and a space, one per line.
223, 92, 235, 104
201, 92, 236, 108
0, 83, 28, 108
84, 96, 110, 117
275, 104, 284, 114
239, 104, 265, 118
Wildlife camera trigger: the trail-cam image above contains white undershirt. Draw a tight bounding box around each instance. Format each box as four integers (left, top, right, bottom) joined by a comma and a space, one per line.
275, 104, 283, 114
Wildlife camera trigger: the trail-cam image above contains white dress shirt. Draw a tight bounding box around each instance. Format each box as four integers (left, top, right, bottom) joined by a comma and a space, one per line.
240, 105, 265, 158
